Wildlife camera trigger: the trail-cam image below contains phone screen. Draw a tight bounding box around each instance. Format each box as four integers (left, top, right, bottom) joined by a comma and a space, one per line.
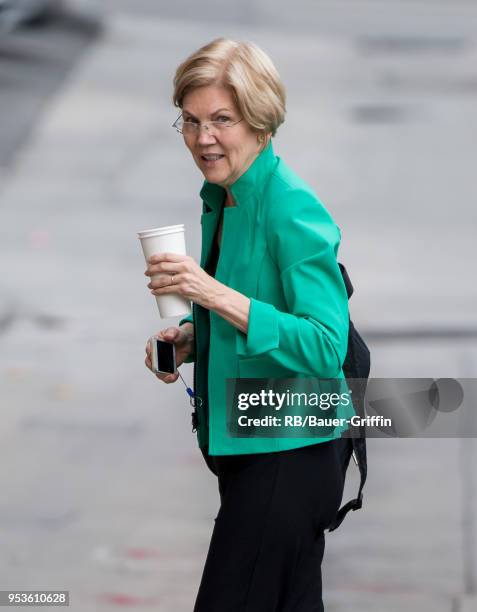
154, 339, 176, 374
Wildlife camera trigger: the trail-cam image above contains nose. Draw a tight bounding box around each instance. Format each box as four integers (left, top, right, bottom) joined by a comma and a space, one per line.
197, 125, 217, 146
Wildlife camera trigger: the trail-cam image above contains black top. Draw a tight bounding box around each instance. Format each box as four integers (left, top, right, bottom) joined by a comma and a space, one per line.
202, 208, 224, 475
205, 208, 222, 278
199, 206, 223, 471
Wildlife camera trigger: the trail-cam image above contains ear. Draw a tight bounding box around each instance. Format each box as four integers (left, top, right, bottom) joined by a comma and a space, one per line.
257, 131, 271, 151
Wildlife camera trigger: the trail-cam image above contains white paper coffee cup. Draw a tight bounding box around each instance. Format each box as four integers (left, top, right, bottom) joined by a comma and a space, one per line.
137, 224, 192, 318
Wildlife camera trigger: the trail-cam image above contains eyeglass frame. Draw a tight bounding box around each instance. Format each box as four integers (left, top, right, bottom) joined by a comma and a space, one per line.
172, 113, 244, 136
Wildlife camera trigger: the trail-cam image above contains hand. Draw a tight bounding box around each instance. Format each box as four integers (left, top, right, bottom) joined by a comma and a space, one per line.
145, 253, 223, 309
145, 323, 194, 383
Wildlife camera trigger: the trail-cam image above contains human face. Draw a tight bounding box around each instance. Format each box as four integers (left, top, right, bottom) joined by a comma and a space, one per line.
181, 85, 264, 188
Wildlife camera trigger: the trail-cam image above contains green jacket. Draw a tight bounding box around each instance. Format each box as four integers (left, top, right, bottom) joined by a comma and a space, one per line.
180, 140, 355, 455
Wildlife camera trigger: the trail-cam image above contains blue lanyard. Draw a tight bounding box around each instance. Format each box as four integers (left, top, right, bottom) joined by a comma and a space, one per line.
177, 370, 202, 408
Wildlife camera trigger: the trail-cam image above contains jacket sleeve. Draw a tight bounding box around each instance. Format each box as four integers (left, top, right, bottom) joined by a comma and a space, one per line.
178, 313, 195, 363
235, 188, 349, 378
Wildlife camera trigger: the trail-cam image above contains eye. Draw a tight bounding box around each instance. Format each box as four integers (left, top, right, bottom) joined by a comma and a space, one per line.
216, 115, 231, 123
184, 116, 198, 124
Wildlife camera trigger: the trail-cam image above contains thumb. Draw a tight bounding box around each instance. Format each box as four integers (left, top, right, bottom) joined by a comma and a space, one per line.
163, 327, 178, 341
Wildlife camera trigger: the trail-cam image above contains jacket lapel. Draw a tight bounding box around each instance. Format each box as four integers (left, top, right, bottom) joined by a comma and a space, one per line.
199, 181, 225, 269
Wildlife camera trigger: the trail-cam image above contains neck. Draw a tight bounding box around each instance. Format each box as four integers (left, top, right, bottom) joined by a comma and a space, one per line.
224, 188, 236, 207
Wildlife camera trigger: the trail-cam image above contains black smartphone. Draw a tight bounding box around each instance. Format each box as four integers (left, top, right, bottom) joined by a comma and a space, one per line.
150, 337, 177, 374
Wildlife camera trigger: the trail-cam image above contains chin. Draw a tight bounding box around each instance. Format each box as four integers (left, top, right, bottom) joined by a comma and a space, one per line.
204, 170, 226, 183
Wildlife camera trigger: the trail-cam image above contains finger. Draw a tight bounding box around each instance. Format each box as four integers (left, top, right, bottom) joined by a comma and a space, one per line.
155, 327, 173, 340
151, 284, 182, 297
162, 372, 179, 383
156, 372, 173, 383
148, 273, 181, 289
162, 327, 179, 342
145, 262, 182, 277
147, 253, 186, 265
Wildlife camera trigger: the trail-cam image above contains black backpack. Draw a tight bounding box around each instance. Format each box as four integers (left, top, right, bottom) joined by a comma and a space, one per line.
327, 263, 371, 532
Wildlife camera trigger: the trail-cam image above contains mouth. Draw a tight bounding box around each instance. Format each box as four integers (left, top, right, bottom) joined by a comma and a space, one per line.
200, 154, 225, 167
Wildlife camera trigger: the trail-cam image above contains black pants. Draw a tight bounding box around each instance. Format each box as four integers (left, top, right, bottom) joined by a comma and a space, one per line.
194, 440, 346, 612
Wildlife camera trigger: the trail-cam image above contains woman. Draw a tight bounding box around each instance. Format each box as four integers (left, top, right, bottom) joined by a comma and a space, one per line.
144, 38, 355, 612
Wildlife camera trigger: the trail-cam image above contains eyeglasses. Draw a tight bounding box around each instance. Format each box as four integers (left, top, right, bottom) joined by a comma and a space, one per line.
172, 113, 243, 136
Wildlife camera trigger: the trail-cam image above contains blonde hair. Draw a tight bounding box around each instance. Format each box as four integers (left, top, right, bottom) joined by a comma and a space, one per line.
172, 38, 286, 138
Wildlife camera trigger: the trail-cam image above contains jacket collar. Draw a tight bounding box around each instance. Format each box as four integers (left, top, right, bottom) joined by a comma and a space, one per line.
199, 140, 277, 212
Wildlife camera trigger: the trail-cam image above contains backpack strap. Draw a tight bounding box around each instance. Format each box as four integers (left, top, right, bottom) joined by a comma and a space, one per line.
327, 289, 370, 532
327, 365, 369, 531
338, 262, 354, 299
328, 436, 367, 532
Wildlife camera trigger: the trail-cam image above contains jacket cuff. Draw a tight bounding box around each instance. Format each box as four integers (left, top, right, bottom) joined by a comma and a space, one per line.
179, 313, 193, 327
236, 298, 279, 357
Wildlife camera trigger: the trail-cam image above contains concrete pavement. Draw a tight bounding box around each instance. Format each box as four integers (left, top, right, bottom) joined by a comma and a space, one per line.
0, 2, 476, 610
